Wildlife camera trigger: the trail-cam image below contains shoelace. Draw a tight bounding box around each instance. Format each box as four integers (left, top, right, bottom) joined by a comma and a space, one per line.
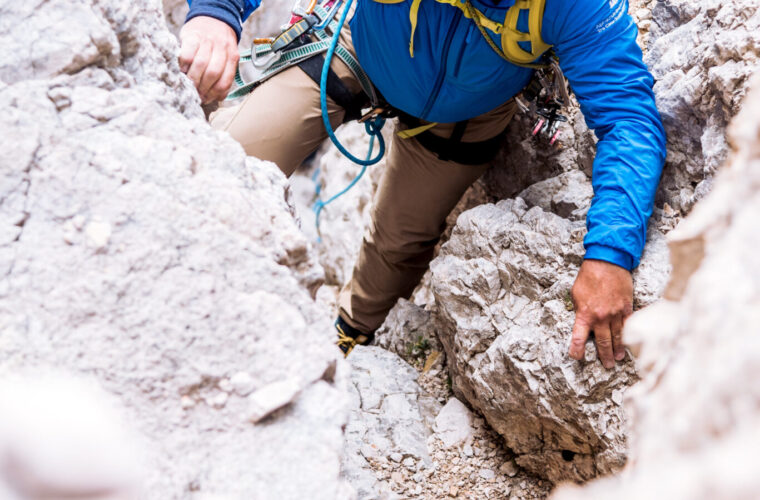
336, 328, 357, 357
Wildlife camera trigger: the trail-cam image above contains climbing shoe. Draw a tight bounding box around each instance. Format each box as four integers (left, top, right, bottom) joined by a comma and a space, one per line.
335, 316, 373, 356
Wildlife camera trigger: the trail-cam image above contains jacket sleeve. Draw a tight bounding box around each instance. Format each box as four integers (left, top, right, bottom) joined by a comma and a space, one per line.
543, 0, 666, 270
186, 0, 262, 40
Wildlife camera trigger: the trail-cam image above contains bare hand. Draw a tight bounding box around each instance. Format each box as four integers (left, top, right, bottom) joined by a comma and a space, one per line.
179, 16, 239, 104
569, 259, 633, 369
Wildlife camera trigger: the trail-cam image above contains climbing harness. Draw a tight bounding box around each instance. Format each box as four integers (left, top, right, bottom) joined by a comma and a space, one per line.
226, 1, 376, 105
396, 110, 507, 164
226, 0, 389, 238
228, 0, 571, 238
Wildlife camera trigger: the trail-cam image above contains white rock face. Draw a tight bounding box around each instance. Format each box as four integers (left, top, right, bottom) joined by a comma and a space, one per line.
551, 72, 760, 500
424, 0, 758, 485
0, 1, 349, 498
374, 299, 441, 360
342, 346, 440, 500
0, 375, 142, 499
646, 0, 760, 212
434, 398, 474, 449
484, 102, 596, 203
429, 198, 670, 483
517, 170, 594, 221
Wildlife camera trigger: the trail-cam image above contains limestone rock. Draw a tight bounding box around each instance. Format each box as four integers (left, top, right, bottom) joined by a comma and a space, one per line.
0, 1, 348, 498
374, 298, 442, 361
0, 374, 142, 499
484, 102, 597, 202
434, 398, 474, 449
517, 170, 593, 221
342, 346, 440, 499
551, 73, 760, 500
646, 0, 760, 213
247, 378, 304, 423
429, 197, 670, 483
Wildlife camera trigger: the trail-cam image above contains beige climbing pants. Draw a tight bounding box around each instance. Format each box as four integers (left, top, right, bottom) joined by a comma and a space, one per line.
210, 27, 517, 334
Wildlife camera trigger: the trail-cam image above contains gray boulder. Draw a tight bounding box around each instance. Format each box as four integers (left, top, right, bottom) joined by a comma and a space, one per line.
0, 1, 350, 498
646, 0, 760, 213
551, 72, 760, 500
342, 346, 440, 500
429, 198, 669, 483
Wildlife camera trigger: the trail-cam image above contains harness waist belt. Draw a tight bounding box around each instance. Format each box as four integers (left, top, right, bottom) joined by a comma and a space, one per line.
397, 111, 506, 165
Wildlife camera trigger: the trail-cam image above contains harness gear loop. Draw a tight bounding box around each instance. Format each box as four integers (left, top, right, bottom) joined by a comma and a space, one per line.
225, 2, 376, 104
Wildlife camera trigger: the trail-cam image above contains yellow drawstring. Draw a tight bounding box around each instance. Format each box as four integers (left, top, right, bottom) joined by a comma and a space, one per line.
373, 0, 422, 57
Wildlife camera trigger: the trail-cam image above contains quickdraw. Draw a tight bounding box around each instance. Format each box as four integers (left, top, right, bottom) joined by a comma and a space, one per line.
516, 59, 570, 145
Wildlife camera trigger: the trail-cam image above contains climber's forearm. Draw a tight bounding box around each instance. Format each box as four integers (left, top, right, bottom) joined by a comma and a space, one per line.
186, 0, 261, 41
543, 0, 666, 269
584, 120, 665, 270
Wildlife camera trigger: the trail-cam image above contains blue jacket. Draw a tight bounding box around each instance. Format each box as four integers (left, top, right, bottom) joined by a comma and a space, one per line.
187, 0, 666, 270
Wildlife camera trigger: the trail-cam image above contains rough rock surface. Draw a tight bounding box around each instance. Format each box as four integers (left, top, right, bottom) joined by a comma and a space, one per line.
423, 0, 758, 485
484, 103, 596, 202
517, 171, 594, 222
343, 341, 552, 500
0, 1, 350, 498
551, 72, 760, 500
163, 0, 292, 47
342, 346, 439, 499
646, 0, 760, 213
434, 398, 474, 449
429, 198, 670, 483
374, 299, 442, 360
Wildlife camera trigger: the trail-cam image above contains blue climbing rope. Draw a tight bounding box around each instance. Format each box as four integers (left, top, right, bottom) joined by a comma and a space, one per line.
319, 0, 386, 166
313, 136, 373, 241
313, 0, 386, 239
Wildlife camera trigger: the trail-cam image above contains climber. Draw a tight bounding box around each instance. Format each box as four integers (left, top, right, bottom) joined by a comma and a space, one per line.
178, 0, 666, 368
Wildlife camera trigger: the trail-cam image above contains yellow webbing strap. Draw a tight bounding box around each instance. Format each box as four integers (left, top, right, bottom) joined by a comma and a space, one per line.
396, 121, 438, 138
437, 0, 504, 34
502, 0, 551, 65
372, 0, 551, 64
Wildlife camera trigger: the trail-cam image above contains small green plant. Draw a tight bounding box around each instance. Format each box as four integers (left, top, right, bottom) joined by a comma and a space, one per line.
406, 335, 431, 360
563, 288, 574, 311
